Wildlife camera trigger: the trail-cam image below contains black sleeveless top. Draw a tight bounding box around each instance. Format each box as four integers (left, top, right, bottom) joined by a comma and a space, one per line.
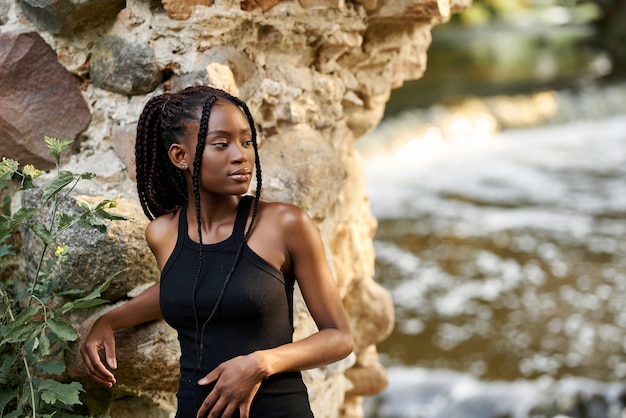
159, 196, 313, 417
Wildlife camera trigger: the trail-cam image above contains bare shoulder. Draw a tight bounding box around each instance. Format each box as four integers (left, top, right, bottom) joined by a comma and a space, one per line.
256, 200, 312, 231
145, 211, 177, 240
144, 211, 179, 266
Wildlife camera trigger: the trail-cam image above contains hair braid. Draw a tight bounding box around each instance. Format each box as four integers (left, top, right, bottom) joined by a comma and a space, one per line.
191, 95, 216, 368
193, 95, 263, 371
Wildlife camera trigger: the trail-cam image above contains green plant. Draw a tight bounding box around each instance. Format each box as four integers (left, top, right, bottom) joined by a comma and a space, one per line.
0, 137, 128, 418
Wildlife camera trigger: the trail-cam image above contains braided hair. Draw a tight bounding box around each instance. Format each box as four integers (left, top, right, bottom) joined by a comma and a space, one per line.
135, 85, 263, 377
136, 86, 262, 220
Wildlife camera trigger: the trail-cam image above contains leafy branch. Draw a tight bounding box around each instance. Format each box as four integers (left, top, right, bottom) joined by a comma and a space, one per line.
0, 137, 128, 417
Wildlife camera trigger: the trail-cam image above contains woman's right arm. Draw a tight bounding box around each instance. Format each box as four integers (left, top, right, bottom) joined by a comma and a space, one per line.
80, 282, 162, 387
80, 212, 177, 387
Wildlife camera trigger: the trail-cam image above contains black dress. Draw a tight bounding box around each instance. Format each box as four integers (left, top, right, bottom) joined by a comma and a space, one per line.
159, 196, 313, 417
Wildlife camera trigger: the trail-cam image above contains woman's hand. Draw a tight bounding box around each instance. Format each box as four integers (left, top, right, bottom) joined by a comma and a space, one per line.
80, 316, 117, 388
196, 353, 266, 418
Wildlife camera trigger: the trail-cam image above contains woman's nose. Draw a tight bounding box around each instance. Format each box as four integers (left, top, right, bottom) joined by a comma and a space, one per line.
232, 143, 249, 162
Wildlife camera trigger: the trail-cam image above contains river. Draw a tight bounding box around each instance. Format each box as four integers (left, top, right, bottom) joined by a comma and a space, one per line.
359, 83, 626, 418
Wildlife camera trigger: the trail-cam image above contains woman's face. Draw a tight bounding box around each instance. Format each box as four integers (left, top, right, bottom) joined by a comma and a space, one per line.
185, 100, 256, 197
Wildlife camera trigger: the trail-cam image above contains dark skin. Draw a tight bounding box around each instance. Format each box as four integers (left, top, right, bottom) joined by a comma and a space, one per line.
80, 101, 354, 418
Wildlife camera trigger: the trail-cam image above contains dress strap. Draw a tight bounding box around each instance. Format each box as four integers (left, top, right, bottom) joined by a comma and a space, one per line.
233, 195, 254, 241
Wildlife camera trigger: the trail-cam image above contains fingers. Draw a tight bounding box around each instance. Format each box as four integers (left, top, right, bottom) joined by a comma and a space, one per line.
80, 340, 116, 387
239, 403, 252, 418
196, 392, 239, 418
103, 336, 118, 370
196, 390, 218, 418
197, 369, 218, 386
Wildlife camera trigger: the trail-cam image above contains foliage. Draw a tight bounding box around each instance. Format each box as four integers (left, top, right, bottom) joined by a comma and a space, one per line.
449, 0, 603, 27
0, 137, 128, 417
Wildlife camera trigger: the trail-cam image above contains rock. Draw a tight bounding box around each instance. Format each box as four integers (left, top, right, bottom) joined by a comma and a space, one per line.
20, 191, 159, 303
17, 0, 125, 36
111, 122, 137, 181
258, 127, 347, 222
343, 278, 395, 352
67, 306, 180, 392
240, 0, 282, 12
90, 35, 162, 96
162, 0, 214, 20
0, 30, 90, 171
168, 46, 259, 99
369, 0, 451, 22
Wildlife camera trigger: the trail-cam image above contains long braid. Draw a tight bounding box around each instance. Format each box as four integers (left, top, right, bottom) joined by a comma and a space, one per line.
194, 94, 263, 371
136, 92, 194, 220
191, 95, 216, 370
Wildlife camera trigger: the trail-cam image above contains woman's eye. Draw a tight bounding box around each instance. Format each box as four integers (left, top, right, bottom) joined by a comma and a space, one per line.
242, 140, 253, 147
213, 142, 228, 149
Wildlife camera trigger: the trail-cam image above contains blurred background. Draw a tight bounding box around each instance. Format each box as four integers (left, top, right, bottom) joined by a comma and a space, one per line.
358, 1, 626, 417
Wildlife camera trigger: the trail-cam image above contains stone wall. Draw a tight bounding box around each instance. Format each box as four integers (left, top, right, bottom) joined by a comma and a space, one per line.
0, 0, 469, 416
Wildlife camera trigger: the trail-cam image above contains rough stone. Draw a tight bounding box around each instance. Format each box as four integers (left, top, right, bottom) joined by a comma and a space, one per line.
17, 0, 125, 36
363, 0, 451, 22
343, 278, 395, 352
0, 30, 91, 171
20, 192, 159, 302
259, 127, 347, 222
111, 122, 137, 181
162, 0, 214, 20
67, 305, 180, 392
241, 0, 282, 12
0, 1, 10, 24
299, 0, 345, 9
344, 362, 389, 397
90, 35, 162, 95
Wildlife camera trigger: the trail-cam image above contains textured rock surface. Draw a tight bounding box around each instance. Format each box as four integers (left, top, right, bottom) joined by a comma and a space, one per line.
0, 0, 469, 416
0, 31, 91, 171
17, 0, 125, 35
90, 35, 162, 95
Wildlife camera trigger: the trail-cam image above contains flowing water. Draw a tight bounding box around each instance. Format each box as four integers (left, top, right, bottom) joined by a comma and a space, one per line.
359, 82, 626, 418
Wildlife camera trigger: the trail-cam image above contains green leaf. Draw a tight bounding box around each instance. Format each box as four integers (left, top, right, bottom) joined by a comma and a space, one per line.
20, 175, 37, 191
2, 306, 39, 337
59, 272, 118, 315
3, 315, 44, 345
45, 136, 74, 162
0, 387, 18, 414
77, 216, 107, 233
42, 171, 75, 203
0, 353, 17, 385
33, 328, 51, 358
80, 172, 96, 180
0, 243, 15, 257
57, 213, 76, 230
46, 318, 78, 342
94, 198, 130, 221
26, 222, 54, 246
4, 207, 39, 228
0, 158, 19, 181
38, 379, 84, 406
5, 407, 25, 418
36, 360, 66, 376
61, 298, 109, 313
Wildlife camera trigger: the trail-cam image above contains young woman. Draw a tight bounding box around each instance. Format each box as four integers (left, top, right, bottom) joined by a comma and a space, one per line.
80, 86, 353, 418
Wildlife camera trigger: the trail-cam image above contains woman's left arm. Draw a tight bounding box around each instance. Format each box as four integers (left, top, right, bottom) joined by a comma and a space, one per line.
257, 204, 354, 372
196, 205, 353, 418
